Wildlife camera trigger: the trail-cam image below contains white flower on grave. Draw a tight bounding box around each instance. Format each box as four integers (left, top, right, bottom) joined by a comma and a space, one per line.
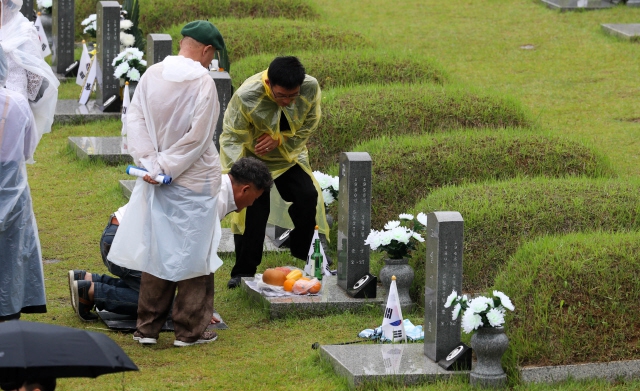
81, 14, 97, 26
384, 220, 400, 230
114, 62, 130, 78
452, 303, 462, 321
330, 176, 339, 191
493, 290, 515, 311
444, 291, 457, 308
125, 47, 144, 59
389, 226, 412, 244
37, 0, 52, 9
399, 213, 413, 221
461, 309, 484, 333
313, 171, 333, 190
83, 21, 97, 34
416, 212, 427, 226
120, 19, 134, 30
486, 308, 506, 327
140, 59, 147, 67
322, 189, 335, 206
468, 296, 492, 314
120, 32, 135, 48
364, 230, 383, 250
112, 52, 127, 66
411, 231, 424, 243
127, 68, 141, 82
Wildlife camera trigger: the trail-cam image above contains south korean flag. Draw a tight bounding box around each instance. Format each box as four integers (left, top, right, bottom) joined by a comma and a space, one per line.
33, 14, 51, 58
76, 41, 91, 86
381, 276, 406, 343
121, 82, 130, 154
304, 227, 331, 277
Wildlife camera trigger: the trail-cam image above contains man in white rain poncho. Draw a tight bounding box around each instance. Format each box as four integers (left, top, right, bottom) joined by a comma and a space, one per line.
0, 0, 59, 146
221, 56, 330, 289
0, 45, 47, 321
107, 21, 224, 347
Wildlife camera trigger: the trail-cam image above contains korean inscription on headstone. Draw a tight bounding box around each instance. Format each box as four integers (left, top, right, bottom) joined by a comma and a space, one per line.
96, 1, 121, 112
51, 0, 75, 74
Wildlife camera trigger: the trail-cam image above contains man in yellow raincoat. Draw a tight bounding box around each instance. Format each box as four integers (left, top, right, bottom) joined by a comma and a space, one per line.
220, 56, 329, 288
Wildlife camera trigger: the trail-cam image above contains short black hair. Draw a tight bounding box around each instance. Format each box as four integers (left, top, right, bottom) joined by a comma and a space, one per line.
229, 157, 273, 192
24, 378, 56, 391
267, 56, 305, 90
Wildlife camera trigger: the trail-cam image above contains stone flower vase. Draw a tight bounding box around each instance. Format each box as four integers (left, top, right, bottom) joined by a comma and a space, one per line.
470, 326, 509, 388
379, 257, 414, 313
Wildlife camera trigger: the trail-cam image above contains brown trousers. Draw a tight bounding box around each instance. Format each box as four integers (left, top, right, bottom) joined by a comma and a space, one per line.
137, 272, 214, 343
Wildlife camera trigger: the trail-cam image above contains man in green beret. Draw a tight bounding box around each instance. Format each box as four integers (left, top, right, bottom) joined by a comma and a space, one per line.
107, 20, 224, 347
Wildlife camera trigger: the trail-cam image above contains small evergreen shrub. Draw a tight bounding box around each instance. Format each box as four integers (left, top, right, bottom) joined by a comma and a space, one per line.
310, 83, 533, 170
164, 19, 372, 66
412, 177, 640, 303
230, 49, 448, 90
495, 232, 640, 371
347, 131, 614, 228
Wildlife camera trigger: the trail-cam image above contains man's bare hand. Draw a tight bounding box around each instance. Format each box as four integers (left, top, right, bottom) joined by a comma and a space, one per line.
254, 133, 279, 156
143, 174, 159, 185
210, 314, 221, 324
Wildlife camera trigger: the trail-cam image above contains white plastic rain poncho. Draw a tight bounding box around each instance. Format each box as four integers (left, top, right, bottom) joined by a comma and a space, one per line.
219, 70, 329, 236
0, 45, 47, 319
107, 56, 223, 282
0, 0, 59, 147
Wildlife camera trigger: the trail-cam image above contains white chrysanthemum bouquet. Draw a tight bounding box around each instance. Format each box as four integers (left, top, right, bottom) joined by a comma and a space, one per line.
81, 14, 97, 38
312, 171, 339, 206
364, 213, 427, 259
36, 0, 52, 11
112, 47, 146, 83
444, 290, 515, 334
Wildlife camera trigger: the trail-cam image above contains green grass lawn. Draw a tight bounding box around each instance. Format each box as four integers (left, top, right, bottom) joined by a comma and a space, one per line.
22, 0, 640, 389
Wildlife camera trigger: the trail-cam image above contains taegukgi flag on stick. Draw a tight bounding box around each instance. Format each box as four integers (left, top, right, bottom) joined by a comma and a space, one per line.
304, 225, 331, 276
120, 82, 130, 153
33, 13, 51, 58
381, 275, 407, 343
76, 40, 91, 86
79, 56, 96, 105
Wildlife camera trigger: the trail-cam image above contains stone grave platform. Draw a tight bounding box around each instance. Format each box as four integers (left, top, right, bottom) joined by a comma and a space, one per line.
119, 179, 284, 254
601, 24, 640, 41
540, 0, 614, 11
68, 136, 132, 164
241, 275, 387, 319
320, 343, 468, 389
55, 100, 120, 124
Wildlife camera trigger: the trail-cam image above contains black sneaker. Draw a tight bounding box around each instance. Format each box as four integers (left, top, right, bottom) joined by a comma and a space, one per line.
68, 270, 86, 312
73, 280, 97, 322
227, 276, 242, 289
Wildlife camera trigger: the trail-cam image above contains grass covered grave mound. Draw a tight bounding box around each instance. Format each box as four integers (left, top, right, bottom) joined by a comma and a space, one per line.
410, 176, 640, 302
164, 19, 372, 66
495, 231, 640, 372
310, 83, 533, 170
75, 0, 319, 40
349, 131, 614, 228
230, 49, 449, 90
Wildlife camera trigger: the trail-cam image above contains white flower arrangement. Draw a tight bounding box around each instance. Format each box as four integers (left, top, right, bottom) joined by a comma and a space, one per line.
81, 14, 97, 38
112, 48, 147, 83
36, 0, 52, 10
364, 212, 427, 259
313, 171, 339, 206
444, 290, 515, 334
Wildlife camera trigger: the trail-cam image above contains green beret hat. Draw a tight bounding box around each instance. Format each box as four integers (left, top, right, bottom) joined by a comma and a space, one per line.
181, 20, 226, 50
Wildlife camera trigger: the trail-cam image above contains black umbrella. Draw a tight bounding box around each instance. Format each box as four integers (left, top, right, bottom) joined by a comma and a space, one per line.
0, 321, 138, 383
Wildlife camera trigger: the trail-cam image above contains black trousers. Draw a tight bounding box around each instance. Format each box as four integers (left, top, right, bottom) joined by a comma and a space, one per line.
232, 164, 317, 277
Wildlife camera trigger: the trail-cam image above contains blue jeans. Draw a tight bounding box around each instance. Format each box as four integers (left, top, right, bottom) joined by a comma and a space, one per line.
94, 215, 142, 316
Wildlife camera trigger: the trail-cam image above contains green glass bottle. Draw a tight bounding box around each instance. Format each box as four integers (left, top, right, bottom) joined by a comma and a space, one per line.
312, 238, 323, 281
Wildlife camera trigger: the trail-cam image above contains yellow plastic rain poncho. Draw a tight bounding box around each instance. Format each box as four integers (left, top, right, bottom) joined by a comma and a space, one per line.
220, 70, 329, 236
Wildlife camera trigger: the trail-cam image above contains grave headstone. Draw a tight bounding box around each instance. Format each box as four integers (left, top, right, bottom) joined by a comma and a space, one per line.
210, 71, 232, 151
20, 0, 34, 21
540, 0, 614, 10
146, 34, 172, 66
337, 152, 372, 294
96, 1, 121, 112
424, 211, 463, 363
628, 0, 640, 6
51, 0, 74, 74
601, 24, 640, 41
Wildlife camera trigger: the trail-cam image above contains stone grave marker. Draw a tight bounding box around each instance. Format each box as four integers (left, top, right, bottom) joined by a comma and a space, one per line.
210, 71, 232, 151
146, 34, 172, 66
51, 0, 74, 74
68, 137, 133, 164
96, 1, 121, 112
540, 0, 614, 11
20, 0, 34, 20
424, 211, 463, 363
601, 24, 640, 41
337, 152, 372, 293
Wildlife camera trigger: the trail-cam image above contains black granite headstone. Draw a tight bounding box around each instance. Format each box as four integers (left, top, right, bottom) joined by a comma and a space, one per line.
96, 1, 121, 112
146, 33, 172, 66
51, 0, 74, 74
20, 0, 35, 20
337, 152, 372, 293
211, 71, 232, 151
424, 211, 463, 363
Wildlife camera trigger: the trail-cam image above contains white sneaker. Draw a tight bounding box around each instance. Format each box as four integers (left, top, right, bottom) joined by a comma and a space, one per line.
133, 331, 157, 345
173, 330, 218, 347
